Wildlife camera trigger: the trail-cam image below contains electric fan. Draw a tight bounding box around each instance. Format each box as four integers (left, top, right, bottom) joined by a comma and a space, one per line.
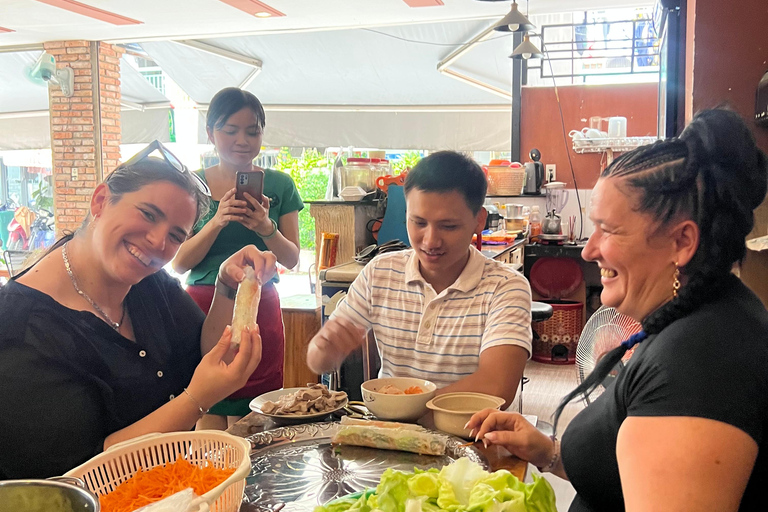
575, 306, 642, 404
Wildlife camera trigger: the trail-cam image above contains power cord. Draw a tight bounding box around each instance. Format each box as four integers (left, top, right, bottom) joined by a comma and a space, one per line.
539, 39, 585, 241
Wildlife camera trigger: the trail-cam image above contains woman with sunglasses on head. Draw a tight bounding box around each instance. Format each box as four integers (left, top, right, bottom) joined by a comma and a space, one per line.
0, 144, 276, 479
467, 109, 768, 511
173, 87, 303, 429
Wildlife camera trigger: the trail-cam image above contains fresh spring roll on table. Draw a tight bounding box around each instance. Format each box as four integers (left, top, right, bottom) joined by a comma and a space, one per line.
231, 266, 262, 347
339, 416, 423, 431
331, 422, 448, 455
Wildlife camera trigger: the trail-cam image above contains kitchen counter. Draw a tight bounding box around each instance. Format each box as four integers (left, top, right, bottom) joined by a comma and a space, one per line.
319, 240, 525, 287
482, 238, 525, 270
481, 238, 525, 259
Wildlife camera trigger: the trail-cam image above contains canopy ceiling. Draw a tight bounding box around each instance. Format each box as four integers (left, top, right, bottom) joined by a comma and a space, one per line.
0, 0, 649, 47
143, 19, 517, 149
0, 51, 172, 150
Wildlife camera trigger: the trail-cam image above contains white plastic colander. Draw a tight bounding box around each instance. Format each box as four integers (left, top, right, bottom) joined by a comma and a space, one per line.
64, 430, 252, 512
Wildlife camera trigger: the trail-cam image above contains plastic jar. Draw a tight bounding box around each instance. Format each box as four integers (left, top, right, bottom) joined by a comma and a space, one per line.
370, 158, 391, 183
339, 158, 375, 192
529, 205, 542, 240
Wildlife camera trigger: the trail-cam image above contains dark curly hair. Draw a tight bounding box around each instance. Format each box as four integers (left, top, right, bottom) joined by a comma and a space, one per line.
553, 109, 768, 433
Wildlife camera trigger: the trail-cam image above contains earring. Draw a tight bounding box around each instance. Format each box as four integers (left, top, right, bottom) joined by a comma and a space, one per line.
672, 262, 681, 299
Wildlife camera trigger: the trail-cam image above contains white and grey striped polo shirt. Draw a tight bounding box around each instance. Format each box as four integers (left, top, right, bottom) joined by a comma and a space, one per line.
331, 246, 532, 389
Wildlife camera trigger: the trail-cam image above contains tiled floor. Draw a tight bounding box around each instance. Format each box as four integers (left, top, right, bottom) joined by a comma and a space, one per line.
518, 360, 585, 511
520, 360, 585, 434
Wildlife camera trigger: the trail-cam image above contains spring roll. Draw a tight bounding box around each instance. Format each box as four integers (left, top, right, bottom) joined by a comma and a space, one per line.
339, 416, 423, 431
331, 424, 447, 456
231, 266, 262, 347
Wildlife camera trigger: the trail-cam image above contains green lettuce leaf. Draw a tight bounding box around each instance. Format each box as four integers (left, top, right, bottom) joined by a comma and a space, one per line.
408, 471, 440, 499
315, 458, 556, 512
522, 474, 557, 512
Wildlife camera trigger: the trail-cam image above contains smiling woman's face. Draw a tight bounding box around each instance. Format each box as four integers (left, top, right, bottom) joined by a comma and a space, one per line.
208, 107, 263, 169
90, 181, 197, 285
581, 178, 681, 321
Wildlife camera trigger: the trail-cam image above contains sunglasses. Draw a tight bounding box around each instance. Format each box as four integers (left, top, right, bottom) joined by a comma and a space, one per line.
122, 140, 211, 196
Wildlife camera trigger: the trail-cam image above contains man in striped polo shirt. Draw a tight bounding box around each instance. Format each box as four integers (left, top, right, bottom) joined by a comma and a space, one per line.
307, 151, 531, 407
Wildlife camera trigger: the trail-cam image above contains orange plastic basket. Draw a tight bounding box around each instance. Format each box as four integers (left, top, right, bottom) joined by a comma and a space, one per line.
532, 300, 583, 364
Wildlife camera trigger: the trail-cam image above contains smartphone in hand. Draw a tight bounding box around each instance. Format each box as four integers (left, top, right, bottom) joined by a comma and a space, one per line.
235, 170, 264, 208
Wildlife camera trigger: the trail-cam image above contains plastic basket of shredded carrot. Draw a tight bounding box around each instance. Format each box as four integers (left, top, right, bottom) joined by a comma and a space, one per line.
64, 430, 252, 512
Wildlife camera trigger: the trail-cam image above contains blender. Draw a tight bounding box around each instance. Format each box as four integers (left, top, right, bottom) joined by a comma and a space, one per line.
543, 181, 569, 214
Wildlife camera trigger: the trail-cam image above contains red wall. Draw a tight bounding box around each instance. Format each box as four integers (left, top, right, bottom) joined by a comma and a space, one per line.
688, 0, 768, 237
689, 0, 768, 153
520, 83, 659, 189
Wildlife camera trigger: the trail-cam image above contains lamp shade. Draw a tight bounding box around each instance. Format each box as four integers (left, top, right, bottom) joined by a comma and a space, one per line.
493, 1, 535, 32
509, 34, 544, 59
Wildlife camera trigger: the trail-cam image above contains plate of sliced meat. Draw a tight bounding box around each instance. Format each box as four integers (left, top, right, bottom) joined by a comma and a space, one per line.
249, 384, 348, 425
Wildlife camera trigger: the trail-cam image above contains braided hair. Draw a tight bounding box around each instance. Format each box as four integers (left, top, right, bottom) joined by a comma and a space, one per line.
553, 109, 768, 434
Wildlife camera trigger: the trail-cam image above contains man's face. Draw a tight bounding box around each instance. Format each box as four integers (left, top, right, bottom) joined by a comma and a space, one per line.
406, 188, 484, 282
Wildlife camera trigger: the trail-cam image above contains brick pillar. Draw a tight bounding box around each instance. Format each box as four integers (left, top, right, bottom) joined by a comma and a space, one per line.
44, 41, 124, 234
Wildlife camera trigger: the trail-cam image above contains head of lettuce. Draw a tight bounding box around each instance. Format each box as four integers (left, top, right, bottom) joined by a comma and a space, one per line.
314, 457, 556, 512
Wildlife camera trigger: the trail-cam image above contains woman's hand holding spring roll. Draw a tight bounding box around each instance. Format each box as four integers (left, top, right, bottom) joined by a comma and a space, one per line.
187, 324, 263, 409
218, 245, 277, 289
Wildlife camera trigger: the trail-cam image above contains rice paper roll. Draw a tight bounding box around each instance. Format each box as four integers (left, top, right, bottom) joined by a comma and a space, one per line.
332, 425, 447, 455
231, 266, 262, 347
339, 416, 423, 431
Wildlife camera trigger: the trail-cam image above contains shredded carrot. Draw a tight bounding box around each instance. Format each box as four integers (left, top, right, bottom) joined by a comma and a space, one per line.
404, 386, 424, 394
99, 456, 235, 512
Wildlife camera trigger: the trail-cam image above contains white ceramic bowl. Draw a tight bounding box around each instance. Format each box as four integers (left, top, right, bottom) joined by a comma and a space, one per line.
426, 392, 505, 438
361, 377, 437, 421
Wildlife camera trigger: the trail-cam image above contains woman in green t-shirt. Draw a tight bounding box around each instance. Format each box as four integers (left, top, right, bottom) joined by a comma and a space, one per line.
174, 88, 303, 429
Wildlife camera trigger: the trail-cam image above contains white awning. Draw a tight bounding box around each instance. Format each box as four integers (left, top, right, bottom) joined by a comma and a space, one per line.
143, 19, 515, 151
0, 52, 172, 150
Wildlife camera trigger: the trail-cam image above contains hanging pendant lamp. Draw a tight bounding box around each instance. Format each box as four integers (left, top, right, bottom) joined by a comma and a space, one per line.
493, 1, 535, 32
510, 34, 544, 59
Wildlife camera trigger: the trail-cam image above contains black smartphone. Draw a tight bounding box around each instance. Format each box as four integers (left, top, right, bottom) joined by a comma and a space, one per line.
235, 170, 264, 208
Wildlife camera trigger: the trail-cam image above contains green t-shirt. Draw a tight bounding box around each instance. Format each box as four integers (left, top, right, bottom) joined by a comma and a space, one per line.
186, 168, 304, 286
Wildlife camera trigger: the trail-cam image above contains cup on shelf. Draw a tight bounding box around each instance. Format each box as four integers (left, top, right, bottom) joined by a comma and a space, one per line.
569, 129, 585, 140
584, 128, 603, 139
608, 117, 627, 138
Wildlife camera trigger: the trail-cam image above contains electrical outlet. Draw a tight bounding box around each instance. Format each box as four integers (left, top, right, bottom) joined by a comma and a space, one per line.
545, 164, 556, 182
72, 167, 78, 181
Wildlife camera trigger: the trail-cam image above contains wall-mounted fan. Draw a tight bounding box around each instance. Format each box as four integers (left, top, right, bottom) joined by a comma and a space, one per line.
24, 51, 74, 97
575, 306, 642, 404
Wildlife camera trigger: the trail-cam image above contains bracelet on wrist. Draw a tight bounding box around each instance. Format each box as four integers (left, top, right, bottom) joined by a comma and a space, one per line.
183, 388, 209, 418
214, 277, 237, 300
537, 438, 560, 473
257, 218, 278, 240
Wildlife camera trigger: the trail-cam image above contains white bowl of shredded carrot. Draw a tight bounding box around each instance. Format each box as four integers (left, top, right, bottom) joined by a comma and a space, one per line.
361, 377, 437, 422
63, 430, 252, 512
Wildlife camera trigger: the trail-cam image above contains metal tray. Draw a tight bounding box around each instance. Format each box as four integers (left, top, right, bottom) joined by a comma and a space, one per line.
240, 422, 489, 511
